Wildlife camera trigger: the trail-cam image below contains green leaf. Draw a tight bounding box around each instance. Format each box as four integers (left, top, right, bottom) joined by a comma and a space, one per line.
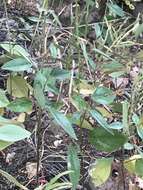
92, 87, 116, 105
48, 108, 77, 140
0, 43, 31, 62
49, 43, 58, 59
0, 116, 22, 126
7, 75, 29, 98
109, 122, 123, 129
45, 171, 72, 190
0, 54, 12, 65
107, 3, 125, 17
7, 98, 32, 112
124, 143, 134, 150
0, 89, 9, 107
135, 158, 143, 177
95, 106, 113, 118
69, 112, 93, 130
89, 128, 127, 152
34, 69, 59, 95
102, 62, 124, 73
109, 71, 125, 78
132, 114, 143, 140
47, 171, 72, 186
33, 71, 47, 108
45, 182, 72, 190
135, 23, 143, 38
42, 0, 49, 10
28, 16, 40, 23
67, 144, 80, 190
88, 56, 96, 70
0, 169, 28, 190
132, 113, 139, 125
80, 42, 96, 70
70, 95, 88, 111
124, 155, 141, 174
74, 79, 95, 96
110, 102, 122, 113
34, 70, 47, 89
85, 0, 94, 6
51, 68, 71, 80
1, 58, 32, 71
34, 83, 46, 109
0, 124, 31, 141
89, 158, 113, 186
80, 41, 90, 69
137, 125, 143, 140
89, 110, 111, 133
79, 119, 93, 130
93, 23, 102, 39
93, 48, 115, 61
0, 140, 13, 150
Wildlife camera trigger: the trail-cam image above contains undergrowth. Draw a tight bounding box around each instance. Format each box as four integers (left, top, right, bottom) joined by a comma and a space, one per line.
1, 0, 143, 189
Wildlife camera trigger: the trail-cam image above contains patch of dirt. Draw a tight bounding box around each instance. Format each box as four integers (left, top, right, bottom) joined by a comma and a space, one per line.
7, 0, 38, 16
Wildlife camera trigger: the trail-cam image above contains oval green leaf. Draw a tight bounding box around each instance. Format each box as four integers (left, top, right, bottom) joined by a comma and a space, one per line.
7, 98, 32, 112
7, 75, 29, 98
135, 158, 143, 177
67, 144, 80, 190
109, 122, 123, 130
92, 86, 116, 105
2, 58, 31, 72
70, 94, 88, 111
0, 124, 31, 142
90, 110, 112, 133
124, 142, 134, 150
0, 140, 13, 150
51, 68, 70, 80
124, 155, 141, 174
48, 108, 77, 140
89, 158, 113, 187
107, 3, 125, 17
89, 128, 127, 152
0, 43, 31, 62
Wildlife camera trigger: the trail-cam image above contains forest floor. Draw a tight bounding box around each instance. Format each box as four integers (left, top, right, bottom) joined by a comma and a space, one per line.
0, 1, 143, 190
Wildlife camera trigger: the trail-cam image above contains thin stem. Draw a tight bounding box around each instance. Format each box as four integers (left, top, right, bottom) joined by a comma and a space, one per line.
3, 0, 10, 40
79, 111, 86, 184
31, 0, 49, 47
35, 107, 42, 184
120, 148, 126, 190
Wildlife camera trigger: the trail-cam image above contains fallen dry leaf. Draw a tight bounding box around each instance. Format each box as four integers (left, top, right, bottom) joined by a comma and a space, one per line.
130, 66, 139, 79
6, 152, 15, 164
16, 113, 26, 123
135, 176, 143, 189
112, 77, 129, 88
26, 162, 41, 179
53, 139, 62, 147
